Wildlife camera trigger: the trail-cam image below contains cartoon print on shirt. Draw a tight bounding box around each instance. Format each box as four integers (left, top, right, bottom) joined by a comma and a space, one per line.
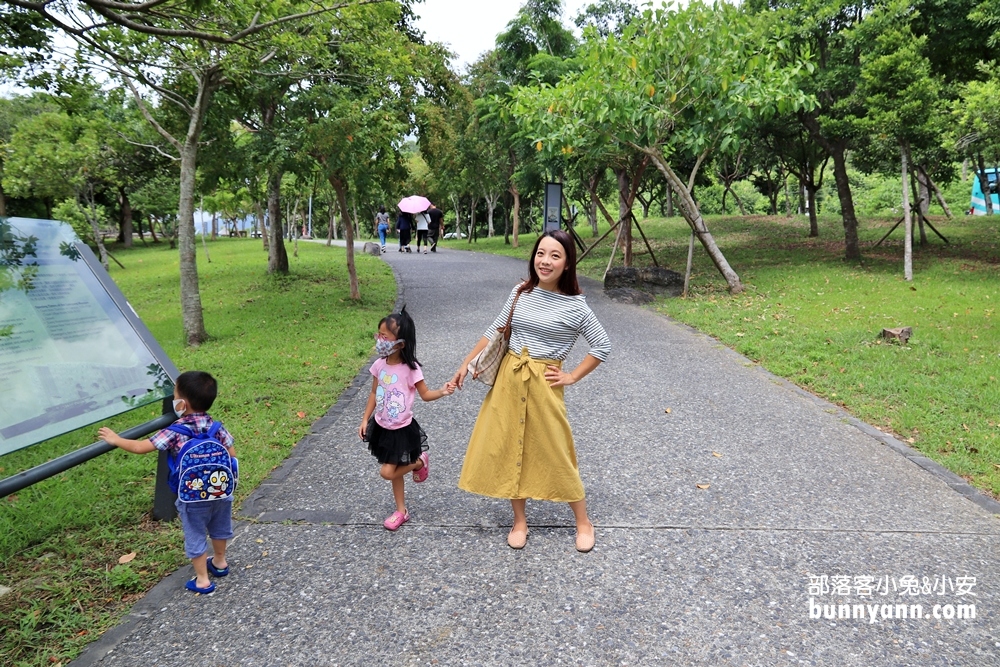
385, 388, 406, 421
375, 368, 407, 423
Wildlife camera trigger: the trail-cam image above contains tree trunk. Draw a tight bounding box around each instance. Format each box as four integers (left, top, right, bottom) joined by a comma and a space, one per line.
976, 153, 993, 215
468, 196, 477, 244
118, 187, 133, 248
486, 196, 496, 237
615, 167, 633, 267
0, 182, 6, 217
267, 170, 289, 274
178, 140, 208, 345
806, 185, 819, 237
255, 202, 268, 250
326, 203, 335, 246
329, 175, 360, 299
149, 215, 158, 243
511, 185, 521, 249
915, 166, 931, 219
901, 144, 913, 281
665, 179, 674, 218
641, 147, 743, 293
910, 166, 927, 246
587, 171, 600, 234
920, 166, 953, 219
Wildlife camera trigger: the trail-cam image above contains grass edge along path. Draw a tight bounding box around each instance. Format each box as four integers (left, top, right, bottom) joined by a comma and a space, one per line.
0, 238, 396, 667
437, 214, 1000, 501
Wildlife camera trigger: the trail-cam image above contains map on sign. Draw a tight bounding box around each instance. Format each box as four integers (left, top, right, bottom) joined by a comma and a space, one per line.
0, 217, 177, 457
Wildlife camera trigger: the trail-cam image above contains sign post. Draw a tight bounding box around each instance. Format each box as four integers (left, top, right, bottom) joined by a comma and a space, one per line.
544, 182, 562, 233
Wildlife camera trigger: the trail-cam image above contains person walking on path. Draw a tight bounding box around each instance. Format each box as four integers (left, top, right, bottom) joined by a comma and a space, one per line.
359, 307, 456, 530
375, 206, 390, 253
451, 230, 611, 552
396, 211, 413, 252
414, 210, 430, 253
427, 203, 444, 252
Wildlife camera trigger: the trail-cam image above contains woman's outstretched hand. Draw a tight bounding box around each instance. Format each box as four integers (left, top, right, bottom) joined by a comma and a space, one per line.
545, 365, 577, 388
452, 364, 469, 390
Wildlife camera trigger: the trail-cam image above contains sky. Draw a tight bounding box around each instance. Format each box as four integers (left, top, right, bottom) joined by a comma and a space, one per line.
412, 0, 611, 71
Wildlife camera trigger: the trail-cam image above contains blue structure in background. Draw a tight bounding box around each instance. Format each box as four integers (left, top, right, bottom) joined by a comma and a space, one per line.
970, 168, 999, 215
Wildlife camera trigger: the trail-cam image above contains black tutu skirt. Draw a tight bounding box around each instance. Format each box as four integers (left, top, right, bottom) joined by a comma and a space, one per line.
365, 416, 428, 465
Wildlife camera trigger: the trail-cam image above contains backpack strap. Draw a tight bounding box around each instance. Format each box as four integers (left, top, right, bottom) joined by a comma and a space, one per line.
205, 421, 222, 440
166, 424, 197, 440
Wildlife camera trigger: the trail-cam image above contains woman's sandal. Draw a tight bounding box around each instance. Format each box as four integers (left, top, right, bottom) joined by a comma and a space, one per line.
575, 525, 595, 553
507, 526, 528, 550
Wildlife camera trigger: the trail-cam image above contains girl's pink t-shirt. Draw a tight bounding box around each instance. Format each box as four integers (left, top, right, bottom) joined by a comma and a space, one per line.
369, 358, 424, 429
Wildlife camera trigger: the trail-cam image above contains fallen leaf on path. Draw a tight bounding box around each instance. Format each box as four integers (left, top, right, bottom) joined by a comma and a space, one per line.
297, 411, 306, 419
118, 552, 136, 564
696, 483, 710, 489
712, 452, 722, 458
664, 408, 671, 414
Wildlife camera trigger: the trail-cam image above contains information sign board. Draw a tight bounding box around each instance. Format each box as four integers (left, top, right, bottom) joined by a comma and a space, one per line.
0, 218, 176, 456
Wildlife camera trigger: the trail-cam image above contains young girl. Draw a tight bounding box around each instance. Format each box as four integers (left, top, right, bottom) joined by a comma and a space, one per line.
452, 230, 611, 552
359, 306, 455, 530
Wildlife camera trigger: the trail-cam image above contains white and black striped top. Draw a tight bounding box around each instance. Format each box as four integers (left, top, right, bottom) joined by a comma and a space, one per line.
484, 284, 611, 362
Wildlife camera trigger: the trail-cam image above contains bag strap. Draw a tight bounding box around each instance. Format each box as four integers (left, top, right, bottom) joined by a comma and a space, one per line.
499, 290, 521, 341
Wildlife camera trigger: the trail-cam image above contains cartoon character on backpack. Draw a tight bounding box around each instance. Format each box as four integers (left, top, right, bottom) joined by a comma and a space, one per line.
167, 422, 238, 503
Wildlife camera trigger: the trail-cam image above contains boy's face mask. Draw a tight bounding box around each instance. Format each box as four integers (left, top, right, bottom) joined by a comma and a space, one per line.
172, 398, 186, 417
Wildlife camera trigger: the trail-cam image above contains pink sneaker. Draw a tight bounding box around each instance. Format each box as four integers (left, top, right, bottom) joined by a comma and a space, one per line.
383, 510, 409, 531
412, 452, 429, 483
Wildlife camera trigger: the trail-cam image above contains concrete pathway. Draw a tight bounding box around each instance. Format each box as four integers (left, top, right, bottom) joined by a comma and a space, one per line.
74, 246, 1000, 666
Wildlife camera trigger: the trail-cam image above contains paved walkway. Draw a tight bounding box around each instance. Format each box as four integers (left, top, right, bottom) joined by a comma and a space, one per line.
75, 246, 1000, 666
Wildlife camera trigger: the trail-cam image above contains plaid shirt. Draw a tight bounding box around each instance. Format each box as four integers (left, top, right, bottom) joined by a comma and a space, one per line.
149, 412, 234, 454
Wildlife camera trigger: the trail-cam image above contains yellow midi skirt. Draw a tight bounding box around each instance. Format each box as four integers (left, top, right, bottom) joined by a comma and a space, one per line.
458, 348, 585, 502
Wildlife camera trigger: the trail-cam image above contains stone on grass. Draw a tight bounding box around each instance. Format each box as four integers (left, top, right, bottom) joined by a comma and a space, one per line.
604, 266, 684, 301
363, 242, 381, 256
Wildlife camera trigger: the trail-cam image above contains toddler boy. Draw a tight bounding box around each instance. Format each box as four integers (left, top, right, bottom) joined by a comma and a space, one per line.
99, 370, 235, 595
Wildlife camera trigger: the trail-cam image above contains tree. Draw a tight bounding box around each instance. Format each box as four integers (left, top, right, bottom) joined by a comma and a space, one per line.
10, 0, 382, 345
4, 110, 115, 267
515, 2, 814, 292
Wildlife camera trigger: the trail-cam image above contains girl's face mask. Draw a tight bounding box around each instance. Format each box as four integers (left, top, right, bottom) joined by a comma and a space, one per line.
375, 336, 402, 358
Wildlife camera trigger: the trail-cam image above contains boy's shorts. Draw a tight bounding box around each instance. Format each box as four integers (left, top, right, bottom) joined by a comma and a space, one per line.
176, 498, 234, 559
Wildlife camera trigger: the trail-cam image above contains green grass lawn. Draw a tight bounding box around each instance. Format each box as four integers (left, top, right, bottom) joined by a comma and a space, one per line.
0, 238, 395, 667
442, 213, 1000, 497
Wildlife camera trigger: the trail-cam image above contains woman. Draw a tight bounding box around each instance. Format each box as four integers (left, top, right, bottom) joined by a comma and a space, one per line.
375, 206, 390, 253
452, 230, 611, 552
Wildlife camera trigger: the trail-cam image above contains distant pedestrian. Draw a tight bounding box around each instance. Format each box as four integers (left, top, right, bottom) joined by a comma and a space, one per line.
99, 371, 237, 595
375, 206, 390, 253
396, 211, 413, 253
359, 306, 456, 530
427, 203, 444, 252
452, 230, 611, 553
414, 210, 430, 253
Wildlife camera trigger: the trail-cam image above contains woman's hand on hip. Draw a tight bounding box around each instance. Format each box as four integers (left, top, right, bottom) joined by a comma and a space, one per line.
545, 365, 576, 387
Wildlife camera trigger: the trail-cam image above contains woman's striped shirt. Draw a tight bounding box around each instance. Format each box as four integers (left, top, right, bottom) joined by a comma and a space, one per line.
484, 284, 611, 362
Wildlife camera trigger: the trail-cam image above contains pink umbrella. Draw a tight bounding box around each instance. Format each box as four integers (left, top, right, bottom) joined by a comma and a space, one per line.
397, 195, 431, 214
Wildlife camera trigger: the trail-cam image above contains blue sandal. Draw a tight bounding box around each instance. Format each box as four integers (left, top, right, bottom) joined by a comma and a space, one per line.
185, 579, 216, 595
207, 557, 229, 577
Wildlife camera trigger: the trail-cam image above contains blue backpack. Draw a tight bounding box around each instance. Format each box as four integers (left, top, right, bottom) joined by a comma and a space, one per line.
166, 422, 238, 503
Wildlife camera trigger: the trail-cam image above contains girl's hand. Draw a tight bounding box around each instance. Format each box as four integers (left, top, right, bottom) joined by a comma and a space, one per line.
545, 365, 576, 388
441, 382, 456, 396
357, 422, 367, 440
